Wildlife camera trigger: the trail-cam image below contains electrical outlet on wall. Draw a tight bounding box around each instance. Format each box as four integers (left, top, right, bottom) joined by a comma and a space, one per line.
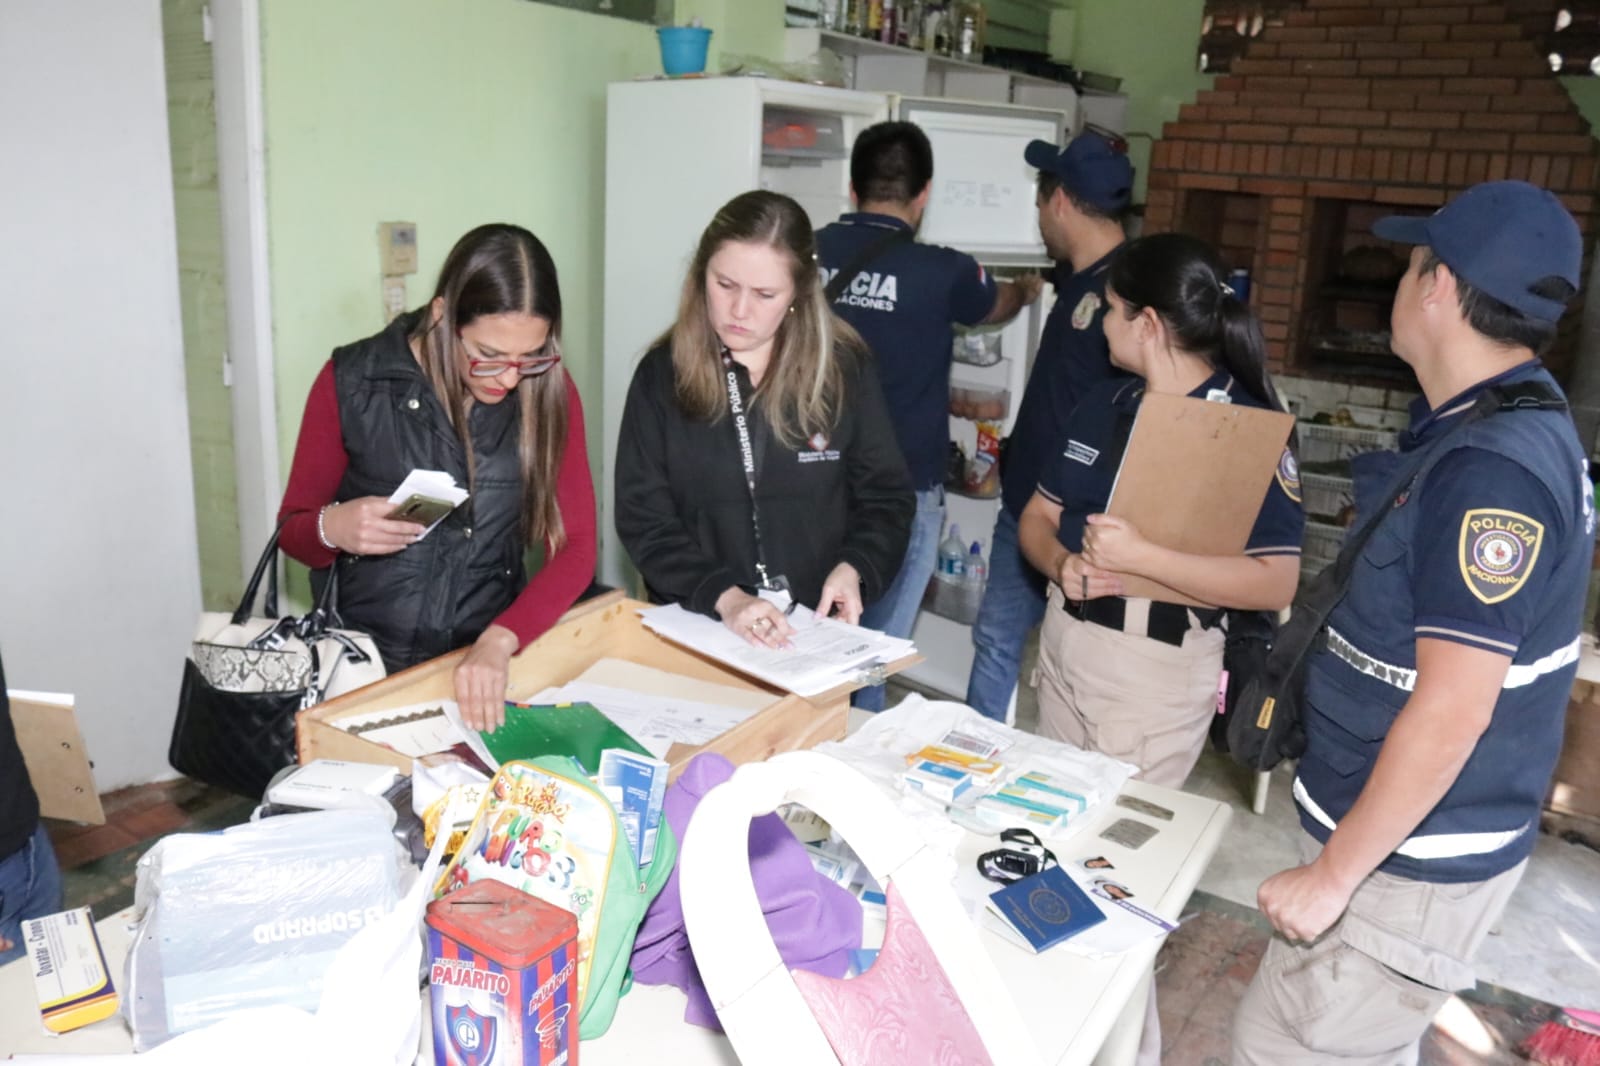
382, 275, 407, 323
378, 221, 417, 275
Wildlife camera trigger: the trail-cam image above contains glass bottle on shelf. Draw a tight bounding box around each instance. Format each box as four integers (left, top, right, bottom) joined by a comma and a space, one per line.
902, 0, 924, 48
954, 0, 986, 60
879, 0, 897, 44
842, 0, 864, 35
926, 2, 952, 55
866, 0, 883, 38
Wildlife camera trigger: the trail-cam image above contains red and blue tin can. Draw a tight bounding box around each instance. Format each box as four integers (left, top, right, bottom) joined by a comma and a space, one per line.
425, 879, 579, 1066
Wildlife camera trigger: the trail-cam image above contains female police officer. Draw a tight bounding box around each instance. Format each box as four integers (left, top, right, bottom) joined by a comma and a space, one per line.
1018, 232, 1305, 790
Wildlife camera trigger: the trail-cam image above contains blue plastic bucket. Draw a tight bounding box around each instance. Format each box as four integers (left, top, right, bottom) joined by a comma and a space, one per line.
657, 26, 712, 76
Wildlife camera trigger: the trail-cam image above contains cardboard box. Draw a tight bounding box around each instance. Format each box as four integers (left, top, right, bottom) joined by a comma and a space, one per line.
297, 593, 860, 782
1548, 676, 1600, 834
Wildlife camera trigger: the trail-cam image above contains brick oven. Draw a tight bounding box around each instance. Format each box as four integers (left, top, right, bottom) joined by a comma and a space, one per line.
1144, 0, 1600, 382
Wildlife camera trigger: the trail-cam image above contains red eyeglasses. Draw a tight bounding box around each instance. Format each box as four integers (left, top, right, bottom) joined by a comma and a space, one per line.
462, 337, 561, 378
467, 355, 560, 378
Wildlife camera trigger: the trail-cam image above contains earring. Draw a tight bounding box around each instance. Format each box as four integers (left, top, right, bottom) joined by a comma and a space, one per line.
788, 305, 796, 315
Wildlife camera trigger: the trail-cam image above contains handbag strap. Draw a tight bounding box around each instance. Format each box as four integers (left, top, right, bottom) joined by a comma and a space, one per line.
1268, 380, 1567, 676
232, 524, 285, 625
823, 226, 914, 303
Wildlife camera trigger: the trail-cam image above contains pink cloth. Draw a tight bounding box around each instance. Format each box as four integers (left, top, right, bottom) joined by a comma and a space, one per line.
791, 881, 994, 1065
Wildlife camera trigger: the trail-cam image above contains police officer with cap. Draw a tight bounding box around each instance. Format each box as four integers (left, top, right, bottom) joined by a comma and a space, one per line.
1233, 180, 1596, 1064
966, 129, 1135, 721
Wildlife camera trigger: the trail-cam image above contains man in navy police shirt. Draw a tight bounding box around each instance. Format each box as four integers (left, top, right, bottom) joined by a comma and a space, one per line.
817, 121, 1041, 711
965, 129, 1135, 721
1234, 182, 1595, 1064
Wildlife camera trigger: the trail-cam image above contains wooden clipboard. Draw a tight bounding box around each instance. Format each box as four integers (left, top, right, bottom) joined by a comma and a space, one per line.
1105, 392, 1295, 607
10, 691, 105, 824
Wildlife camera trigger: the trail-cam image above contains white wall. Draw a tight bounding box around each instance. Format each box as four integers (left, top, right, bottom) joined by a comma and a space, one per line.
0, 0, 202, 790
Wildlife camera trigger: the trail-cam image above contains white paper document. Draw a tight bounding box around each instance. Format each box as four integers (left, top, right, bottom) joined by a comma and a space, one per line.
386, 469, 469, 540
330, 700, 465, 758
637, 601, 915, 697
524, 681, 759, 760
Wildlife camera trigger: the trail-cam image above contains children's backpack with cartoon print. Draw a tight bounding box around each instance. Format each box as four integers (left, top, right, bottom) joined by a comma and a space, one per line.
434, 755, 677, 1038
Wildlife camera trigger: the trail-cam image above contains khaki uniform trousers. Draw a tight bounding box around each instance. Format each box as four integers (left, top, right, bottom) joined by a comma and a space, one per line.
1034, 586, 1227, 1065
1034, 586, 1226, 790
1232, 831, 1527, 1065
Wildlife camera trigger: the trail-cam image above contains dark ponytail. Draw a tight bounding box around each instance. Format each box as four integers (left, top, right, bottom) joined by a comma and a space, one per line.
1107, 233, 1286, 413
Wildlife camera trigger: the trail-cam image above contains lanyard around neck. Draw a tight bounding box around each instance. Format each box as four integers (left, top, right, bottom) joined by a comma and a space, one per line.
721, 352, 784, 592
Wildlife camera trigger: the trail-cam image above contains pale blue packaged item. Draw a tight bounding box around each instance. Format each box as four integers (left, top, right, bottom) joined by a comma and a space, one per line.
598, 748, 669, 868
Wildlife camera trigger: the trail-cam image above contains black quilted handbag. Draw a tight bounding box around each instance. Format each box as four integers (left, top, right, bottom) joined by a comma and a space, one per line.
170, 527, 383, 798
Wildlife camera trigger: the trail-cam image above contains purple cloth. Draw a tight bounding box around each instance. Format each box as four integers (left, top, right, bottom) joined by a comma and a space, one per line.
629, 752, 864, 1030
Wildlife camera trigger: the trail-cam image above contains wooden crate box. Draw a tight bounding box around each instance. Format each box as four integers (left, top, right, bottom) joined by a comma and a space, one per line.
297, 592, 854, 781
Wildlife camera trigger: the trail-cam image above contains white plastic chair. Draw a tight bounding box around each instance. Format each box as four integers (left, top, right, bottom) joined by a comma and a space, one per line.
678, 749, 1044, 1066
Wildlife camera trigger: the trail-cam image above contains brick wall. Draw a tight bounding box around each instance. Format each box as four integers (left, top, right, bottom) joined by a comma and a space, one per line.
1145, 0, 1600, 376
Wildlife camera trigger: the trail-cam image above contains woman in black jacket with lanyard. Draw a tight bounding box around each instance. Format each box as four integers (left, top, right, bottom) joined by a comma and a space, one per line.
616, 190, 913, 647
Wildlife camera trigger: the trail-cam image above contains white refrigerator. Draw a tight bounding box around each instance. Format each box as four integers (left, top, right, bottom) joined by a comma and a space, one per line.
886, 95, 1065, 705
602, 81, 1067, 705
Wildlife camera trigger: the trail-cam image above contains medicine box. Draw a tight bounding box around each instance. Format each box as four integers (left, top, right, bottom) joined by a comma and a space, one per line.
900, 759, 973, 804
24, 907, 118, 1033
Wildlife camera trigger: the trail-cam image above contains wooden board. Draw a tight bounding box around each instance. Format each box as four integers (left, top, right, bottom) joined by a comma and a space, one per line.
298, 592, 890, 782
1106, 392, 1295, 606
10, 692, 105, 824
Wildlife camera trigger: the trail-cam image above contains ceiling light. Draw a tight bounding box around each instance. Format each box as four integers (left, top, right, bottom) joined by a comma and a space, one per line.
1236, 12, 1249, 35
1551, 52, 1566, 72
1556, 8, 1573, 31
1198, 51, 1210, 72
1250, 11, 1265, 36
1201, 14, 1213, 34
1589, 54, 1600, 74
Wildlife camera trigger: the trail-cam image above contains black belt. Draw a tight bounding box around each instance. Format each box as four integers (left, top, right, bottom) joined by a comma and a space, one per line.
1061, 595, 1223, 648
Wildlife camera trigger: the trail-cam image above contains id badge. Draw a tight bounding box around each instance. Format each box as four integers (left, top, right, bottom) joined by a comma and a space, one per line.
757, 586, 794, 613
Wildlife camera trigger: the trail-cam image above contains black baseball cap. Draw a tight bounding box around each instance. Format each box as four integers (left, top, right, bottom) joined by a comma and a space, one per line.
1024, 129, 1134, 214
1373, 180, 1581, 324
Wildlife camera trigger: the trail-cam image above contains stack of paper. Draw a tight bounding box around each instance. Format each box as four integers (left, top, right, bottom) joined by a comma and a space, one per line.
517, 677, 762, 760
386, 469, 469, 540
637, 601, 915, 697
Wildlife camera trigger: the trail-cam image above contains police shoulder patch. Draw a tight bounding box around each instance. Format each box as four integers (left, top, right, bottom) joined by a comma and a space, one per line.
1275, 449, 1301, 504
1457, 508, 1544, 605
1071, 292, 1102, 330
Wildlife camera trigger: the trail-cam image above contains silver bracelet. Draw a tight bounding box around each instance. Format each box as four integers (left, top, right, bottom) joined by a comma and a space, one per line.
316, 504, 337, 552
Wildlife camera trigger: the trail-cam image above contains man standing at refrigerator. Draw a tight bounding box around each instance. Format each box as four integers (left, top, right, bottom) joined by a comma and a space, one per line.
818, 120, 1042, 712
966, 130, 1135, 721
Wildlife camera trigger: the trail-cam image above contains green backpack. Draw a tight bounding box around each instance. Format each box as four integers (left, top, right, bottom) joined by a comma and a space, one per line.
434, 755, 677, 1038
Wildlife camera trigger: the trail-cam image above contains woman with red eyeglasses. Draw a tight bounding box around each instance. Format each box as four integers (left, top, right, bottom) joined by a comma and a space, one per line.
278, 224, 595, 730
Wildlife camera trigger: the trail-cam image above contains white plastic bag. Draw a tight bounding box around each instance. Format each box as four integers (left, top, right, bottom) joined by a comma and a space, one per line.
12, 808, 456, 1066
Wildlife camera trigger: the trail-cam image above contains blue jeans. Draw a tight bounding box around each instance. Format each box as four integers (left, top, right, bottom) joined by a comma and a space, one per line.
855, 487, 945, 712
0, 823, 64, 966
965, 507, 1049, 721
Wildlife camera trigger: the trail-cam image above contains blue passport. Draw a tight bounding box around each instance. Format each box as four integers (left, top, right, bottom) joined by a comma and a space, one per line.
986, 865, 1107, 952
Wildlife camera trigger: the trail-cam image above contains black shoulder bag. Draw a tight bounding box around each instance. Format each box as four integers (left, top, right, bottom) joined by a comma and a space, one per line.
823, 226, 914, 303
1224, 381, 1567, 771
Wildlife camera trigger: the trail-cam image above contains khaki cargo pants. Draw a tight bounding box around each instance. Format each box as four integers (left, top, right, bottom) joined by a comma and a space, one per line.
1232, 831, 1527, 1065
1034, 585, 1225, 790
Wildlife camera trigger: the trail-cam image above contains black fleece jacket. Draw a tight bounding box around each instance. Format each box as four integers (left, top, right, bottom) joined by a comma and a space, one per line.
615, 343, 913, 618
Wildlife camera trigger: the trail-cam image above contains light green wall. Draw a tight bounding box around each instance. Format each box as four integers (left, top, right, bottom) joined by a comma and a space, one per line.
164, 0, 241, 609
261, 0, 665, 498
1561, 75, 1600, 135
1068, 0, 1212, 202
674, 0, 784, 69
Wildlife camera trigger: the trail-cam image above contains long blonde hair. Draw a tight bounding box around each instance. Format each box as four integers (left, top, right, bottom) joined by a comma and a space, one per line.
665, 190, 865, 448
409, 224, 568, 551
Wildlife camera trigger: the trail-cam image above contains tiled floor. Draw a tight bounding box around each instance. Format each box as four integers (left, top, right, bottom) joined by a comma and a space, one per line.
46, 656, 1596, 1065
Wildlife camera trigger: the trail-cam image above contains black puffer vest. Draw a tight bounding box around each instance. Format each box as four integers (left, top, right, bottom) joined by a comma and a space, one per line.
319, 312, 525, 671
